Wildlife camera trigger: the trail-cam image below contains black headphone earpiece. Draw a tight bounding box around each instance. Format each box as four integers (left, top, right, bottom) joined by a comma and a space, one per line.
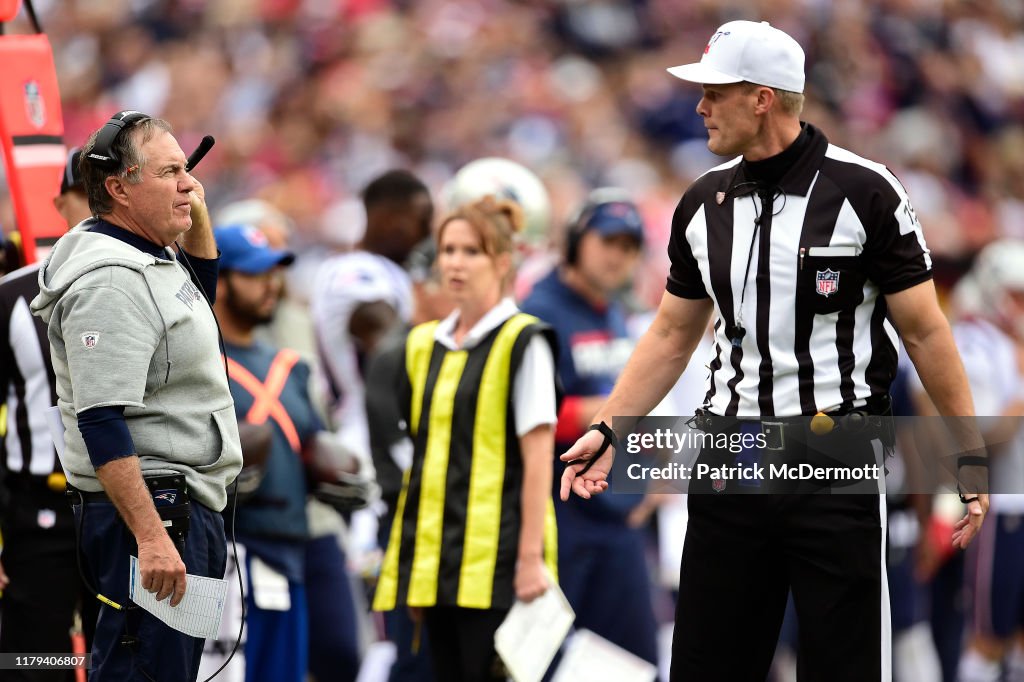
565, 202, 597, 266
85, 110, 150, 172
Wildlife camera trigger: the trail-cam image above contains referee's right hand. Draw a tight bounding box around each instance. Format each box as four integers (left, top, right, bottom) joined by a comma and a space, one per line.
559, 429, 612, 501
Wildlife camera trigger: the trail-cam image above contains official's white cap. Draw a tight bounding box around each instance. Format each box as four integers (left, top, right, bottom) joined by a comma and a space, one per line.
667, 20, 805, 94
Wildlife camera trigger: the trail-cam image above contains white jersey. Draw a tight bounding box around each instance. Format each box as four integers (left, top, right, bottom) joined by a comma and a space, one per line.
311, 251, 413, 459
953, 318, 1024, 513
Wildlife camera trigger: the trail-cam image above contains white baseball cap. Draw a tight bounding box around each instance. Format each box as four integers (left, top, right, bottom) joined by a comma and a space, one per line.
667, 20, 805, 94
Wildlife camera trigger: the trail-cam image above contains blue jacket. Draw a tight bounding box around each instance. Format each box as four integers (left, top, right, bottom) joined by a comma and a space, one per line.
522, 270, 643, 521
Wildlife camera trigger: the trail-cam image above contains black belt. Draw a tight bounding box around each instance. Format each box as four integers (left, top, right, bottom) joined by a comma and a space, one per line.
690, 402, 893, 452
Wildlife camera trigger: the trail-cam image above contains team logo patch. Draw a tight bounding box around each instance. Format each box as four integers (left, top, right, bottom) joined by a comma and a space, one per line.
81, 331, 100, 349
815, 269, 839, 297
242, 225, 268, 247
153, 490, 177, 506
712, 477, 726, 493
23, 80, 45, 128
705, 30, 731, 54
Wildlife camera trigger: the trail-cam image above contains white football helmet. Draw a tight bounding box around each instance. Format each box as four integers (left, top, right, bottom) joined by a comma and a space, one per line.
442, 157, 552, 246
954, 238, 1024, 337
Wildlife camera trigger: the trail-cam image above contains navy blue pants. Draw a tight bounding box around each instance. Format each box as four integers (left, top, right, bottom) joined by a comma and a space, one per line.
305, 534, 361, 682
74, 500, 227, 682
243, 553, 307, 682
555, 503, 659, 665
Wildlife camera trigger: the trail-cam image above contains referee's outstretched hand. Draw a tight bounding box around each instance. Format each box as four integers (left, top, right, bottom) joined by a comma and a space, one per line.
559, 428, 612, 501
951, 493, 989, 550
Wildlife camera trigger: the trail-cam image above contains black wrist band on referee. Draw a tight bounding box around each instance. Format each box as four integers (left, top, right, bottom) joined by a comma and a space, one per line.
568, 421, 617, 475
957, 455, 989, 469
957, 485, 980, 505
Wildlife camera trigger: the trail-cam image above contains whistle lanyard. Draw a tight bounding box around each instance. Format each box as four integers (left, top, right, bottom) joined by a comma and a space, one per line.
729, 189, 774, 347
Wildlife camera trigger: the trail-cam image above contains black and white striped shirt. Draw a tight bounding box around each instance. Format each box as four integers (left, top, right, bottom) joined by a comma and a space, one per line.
0, 263, 60, 476
668, 124, 931, 417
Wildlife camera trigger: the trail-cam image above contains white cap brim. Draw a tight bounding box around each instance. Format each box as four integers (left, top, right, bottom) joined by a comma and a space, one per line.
666, 62, 744, 85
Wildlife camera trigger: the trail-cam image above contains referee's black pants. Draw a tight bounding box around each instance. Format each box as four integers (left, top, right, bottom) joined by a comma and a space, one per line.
671, 451, 888, 680
0, 482, 97, 682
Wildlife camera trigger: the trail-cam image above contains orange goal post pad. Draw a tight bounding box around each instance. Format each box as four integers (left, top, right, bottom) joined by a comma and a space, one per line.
0, 1, 21, 22
0, 29, 67, 264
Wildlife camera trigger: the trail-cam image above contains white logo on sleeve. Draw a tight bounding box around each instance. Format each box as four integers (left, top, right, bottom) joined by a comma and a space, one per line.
81, 332, 100, 349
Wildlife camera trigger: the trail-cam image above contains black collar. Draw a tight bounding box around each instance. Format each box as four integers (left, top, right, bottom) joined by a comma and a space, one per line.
744, 125, 809, 186
721, 122, 827, 199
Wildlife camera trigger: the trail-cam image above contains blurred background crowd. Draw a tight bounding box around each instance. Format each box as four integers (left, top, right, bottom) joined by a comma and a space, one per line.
2, 0, 1024, 681
4, 0, 1024, 300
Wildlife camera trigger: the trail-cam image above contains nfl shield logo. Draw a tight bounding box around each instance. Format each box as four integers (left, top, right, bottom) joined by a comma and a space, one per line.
815, 269, 839, 297
712, 477, 726, 493
37, 509, 57, 529
23, 80, 45, 129
81, 332, 99, 349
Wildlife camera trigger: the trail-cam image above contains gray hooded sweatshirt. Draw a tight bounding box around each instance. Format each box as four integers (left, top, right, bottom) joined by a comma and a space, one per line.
31, 220, 242, 511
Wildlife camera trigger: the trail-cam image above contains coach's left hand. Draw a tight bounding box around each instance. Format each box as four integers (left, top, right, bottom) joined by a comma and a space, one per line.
951, 493, 988, 549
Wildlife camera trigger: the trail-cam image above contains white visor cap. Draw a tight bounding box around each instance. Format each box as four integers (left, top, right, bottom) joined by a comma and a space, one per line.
667, 20, 805, 94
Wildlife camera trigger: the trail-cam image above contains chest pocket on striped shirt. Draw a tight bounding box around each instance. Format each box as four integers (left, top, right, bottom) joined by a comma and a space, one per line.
799, 255, 867, 314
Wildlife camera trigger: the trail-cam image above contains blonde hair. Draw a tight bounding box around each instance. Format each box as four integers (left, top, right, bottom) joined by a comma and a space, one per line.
437, 194, 525, 257
742, 82, 805, 116
774, 88, 805, 116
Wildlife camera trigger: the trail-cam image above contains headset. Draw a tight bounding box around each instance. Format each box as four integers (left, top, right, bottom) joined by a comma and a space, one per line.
565, 187, 644, 265
84, 110, 151, 172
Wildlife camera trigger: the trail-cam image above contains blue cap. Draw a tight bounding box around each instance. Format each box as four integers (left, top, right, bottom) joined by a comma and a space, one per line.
581, 200, 645, 245
214, 224, 295, 274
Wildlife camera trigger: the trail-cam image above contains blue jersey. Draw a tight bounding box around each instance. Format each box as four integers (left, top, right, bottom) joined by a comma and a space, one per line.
522, 270, 642, 520
226, 340, 322, 581
522, 270, 633, 405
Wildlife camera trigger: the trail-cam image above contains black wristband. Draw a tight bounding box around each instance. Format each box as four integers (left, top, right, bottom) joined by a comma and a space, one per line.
957, 455, 989, 469
957, 484, 980, 505
567, 421, 617, 475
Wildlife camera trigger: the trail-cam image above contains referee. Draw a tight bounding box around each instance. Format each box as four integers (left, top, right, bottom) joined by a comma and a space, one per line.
559, 20, 988, 681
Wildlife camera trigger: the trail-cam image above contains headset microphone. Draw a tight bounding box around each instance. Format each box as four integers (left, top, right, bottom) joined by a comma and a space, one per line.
185, 135, 215, 172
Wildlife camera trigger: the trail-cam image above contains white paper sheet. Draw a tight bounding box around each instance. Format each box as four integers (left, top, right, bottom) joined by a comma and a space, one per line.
494, 575, 575, 682
250, 555, 290, 611
129, 555, 228, 639
551, 629, 658, 682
